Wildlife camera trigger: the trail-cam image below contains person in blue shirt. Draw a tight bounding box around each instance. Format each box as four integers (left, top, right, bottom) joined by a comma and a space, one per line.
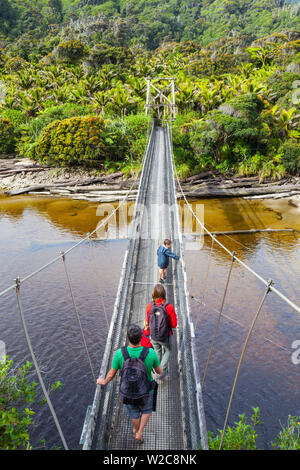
157, 238, 180, 284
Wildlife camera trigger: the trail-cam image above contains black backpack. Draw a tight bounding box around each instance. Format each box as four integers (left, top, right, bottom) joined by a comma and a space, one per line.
120, 347, 152, 406
148, 302, 170, 342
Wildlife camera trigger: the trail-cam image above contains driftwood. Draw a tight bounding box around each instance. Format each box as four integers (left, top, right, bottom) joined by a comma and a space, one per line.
179, 184, 300, 199
203, 228, 299, 236
0, 168, 48, 178
4, 171, 126, 196
180, 171, 217, 183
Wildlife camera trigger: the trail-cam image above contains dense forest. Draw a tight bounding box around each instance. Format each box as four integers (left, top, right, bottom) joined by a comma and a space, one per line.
0, 0, 299, 178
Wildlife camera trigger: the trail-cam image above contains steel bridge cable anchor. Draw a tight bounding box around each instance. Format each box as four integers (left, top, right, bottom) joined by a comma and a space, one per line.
219, 278, 273, 450
14, 276, 69, 450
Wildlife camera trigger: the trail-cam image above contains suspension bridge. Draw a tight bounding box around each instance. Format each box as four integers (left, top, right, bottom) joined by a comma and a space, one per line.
1, 80, 300, 451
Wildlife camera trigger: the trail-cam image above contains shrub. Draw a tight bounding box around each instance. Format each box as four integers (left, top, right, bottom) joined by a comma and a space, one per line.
267, 71, 300, 102
281, 140, 300, 175
190, 111, 260, 165
0, 109, 27, 129
0, 118, 16, 154
0, 357, 61, 450
272, 416, 300, 450
207, 407, 262, 450
122, 113, 149, 161
53, 40, 87, 63
34, 115, 129, 168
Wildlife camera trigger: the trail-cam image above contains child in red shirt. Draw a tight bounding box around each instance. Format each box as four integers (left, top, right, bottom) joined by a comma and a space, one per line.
145, 284, 177, 380
141, 321, 153, 348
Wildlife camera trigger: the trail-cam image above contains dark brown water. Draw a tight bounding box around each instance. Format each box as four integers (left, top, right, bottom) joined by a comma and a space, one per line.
0, 193, 299, 449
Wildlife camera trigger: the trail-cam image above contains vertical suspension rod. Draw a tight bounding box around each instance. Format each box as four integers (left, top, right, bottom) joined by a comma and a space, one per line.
219, 279, 273, 450
202, 252, 236, 388
15, 277, 68, 450
61, 251, 96, 384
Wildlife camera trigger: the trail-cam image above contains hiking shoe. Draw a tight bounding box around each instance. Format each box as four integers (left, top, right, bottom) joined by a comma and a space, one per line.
159, 278, 164, 284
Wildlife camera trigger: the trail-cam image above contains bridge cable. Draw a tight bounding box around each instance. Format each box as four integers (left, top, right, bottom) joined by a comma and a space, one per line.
0, 119, 154, 452
191, 295, 292, 355
201, 252, 236, 388
219, 279, 273, 450
172, 149, 300, 314
193, 235, 216, 333
61, 251, 96, 384
0, 122, 150, 301
14, 277, 69, 450
87, 235, 110, 329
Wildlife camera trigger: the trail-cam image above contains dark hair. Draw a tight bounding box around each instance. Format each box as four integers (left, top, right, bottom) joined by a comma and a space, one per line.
127, 324, 143, 345
164, 238, 171, 246
152, 284, 166, 301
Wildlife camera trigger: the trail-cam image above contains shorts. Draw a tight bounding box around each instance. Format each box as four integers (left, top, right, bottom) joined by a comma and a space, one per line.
124, 392, 153, 419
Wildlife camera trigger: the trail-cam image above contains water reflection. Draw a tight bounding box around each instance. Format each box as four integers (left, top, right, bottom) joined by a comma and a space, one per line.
0, 192, 299, 449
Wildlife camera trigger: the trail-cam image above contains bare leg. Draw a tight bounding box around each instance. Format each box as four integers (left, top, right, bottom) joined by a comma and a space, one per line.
159, 268, 164, 281
132, 417, 141, 436
163, 268, 167, 280
136, 413, 151, 441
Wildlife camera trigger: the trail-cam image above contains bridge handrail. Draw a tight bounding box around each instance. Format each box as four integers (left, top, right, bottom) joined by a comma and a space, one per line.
166, 122, 208, 450
0, 120, 153, 301
81, 122, 155, 449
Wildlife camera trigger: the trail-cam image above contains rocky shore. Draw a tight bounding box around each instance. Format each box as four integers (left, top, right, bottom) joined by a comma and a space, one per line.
1, 157, 300, 205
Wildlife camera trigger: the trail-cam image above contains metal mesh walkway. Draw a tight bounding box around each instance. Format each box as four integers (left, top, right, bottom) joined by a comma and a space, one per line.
81, 124, 207, 450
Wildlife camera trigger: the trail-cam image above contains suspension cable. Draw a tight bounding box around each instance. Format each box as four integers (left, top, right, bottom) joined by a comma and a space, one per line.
202, 252, 236, 388
219, 279, 273, 450
193, 235, 216, 333
191, 295, 292, 355
61, 251, 96, 383
87, 236, 110, 329
0, 121, 153, 300
172, 155, 300, 314
15, 277, 69, 450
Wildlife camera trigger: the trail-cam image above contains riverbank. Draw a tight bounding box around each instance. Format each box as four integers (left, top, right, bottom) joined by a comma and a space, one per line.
1, 158, 300, 204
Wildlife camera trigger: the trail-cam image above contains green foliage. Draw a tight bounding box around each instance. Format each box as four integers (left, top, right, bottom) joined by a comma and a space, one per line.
0, 357, 61, 450
272, 416, 300, 450
281, 140, 300, 175
34, 116, 109, 167
208, 409, 300, 450
189, 104, 262, 166
0, 118, 16, 154
208, 407, 262, 450
0, 3, 297, 177
0, 0, 299, 51
0, 109, 27, 129
268, 71, 300, 101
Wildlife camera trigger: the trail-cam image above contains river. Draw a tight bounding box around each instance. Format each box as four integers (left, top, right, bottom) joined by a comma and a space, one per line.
0, 193, 299, 449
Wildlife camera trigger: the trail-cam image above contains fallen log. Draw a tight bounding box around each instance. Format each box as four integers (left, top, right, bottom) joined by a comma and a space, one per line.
243, 191, 300, 200
0, 168, 48, 177
4, 172, 127, 196
178, 184, 300, 199
180, 171, 217, 183
202, 228, 299, 236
